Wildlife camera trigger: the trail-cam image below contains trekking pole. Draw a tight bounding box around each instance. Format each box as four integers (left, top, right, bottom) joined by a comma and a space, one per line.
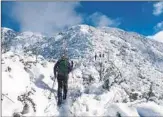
71, 71, 74, 84
2, 93, 15, 103
48, 77, 55, 100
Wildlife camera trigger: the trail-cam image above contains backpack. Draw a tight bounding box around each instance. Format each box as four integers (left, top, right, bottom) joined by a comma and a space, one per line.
57, 59, 69, 76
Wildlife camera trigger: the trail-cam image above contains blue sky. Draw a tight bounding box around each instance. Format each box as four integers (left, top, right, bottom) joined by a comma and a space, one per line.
2, 1, 163, 36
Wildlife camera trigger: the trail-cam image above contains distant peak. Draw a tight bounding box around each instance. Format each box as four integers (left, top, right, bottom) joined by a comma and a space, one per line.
1, 27, 15, 32
17, 31, 44, 38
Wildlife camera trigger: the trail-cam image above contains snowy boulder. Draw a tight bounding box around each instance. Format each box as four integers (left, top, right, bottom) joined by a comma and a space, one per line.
104, 103, 139, 117
135, 102, 163, 116
82, 66, 100, 85
129, 91, 142, 102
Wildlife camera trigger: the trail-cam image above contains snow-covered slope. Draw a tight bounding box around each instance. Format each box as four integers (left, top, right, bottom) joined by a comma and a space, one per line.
13, 31, 45, 49
2, 51, 163, 116
1, 27, 46, 54
1, 25, 163, 116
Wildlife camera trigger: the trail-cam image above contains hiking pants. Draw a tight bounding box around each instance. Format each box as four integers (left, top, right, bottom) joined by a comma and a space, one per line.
57, 75, 68, 103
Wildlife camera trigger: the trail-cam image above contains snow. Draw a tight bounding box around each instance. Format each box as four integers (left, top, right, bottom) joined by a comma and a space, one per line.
1, 27, 14, 33
2, 50, 163, 116
136, 102, 163, 116
21, 31, 43, 37
104, 103, 140, 116
2, 25, 163, 116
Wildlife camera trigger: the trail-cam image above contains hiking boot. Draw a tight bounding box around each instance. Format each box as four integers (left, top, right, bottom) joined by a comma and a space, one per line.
57, 97, 62, 106
57, 100, 62, 106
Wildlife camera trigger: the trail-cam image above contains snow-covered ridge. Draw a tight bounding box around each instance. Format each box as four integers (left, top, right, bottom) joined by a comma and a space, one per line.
1, 27, 16, 33
2, 24, 163, 71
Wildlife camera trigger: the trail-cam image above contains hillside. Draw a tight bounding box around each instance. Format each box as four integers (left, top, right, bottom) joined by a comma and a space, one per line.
1, 25, 163, 116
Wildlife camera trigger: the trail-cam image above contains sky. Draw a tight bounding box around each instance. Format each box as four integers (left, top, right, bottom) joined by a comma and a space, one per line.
1, 1, 163, 40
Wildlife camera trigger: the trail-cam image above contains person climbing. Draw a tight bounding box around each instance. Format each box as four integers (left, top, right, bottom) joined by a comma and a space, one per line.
99, 53, 101, 58
103, 54, 104, 58
53, 54, 73, 106
95, 53, 97, 61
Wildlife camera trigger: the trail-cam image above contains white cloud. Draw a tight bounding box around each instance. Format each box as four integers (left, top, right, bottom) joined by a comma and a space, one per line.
147, 31, 163, 43
88, 12, 121, 27
10, 2, 83, 35
153, 2, 163, 16
154, 21, 163, 31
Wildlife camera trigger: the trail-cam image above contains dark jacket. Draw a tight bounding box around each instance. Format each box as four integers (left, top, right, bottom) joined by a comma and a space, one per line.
53, 58, 73, 78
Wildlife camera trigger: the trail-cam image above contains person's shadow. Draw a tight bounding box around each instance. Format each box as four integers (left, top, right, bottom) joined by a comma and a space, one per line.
34, 74, 57, 94
34, 74, 72, 116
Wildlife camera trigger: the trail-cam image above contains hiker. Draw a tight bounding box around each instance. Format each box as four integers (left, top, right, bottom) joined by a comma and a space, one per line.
103, 54, 104, 58
99, 53, 101, 58
53, 55, 73, 106
95, 53, 97, 61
